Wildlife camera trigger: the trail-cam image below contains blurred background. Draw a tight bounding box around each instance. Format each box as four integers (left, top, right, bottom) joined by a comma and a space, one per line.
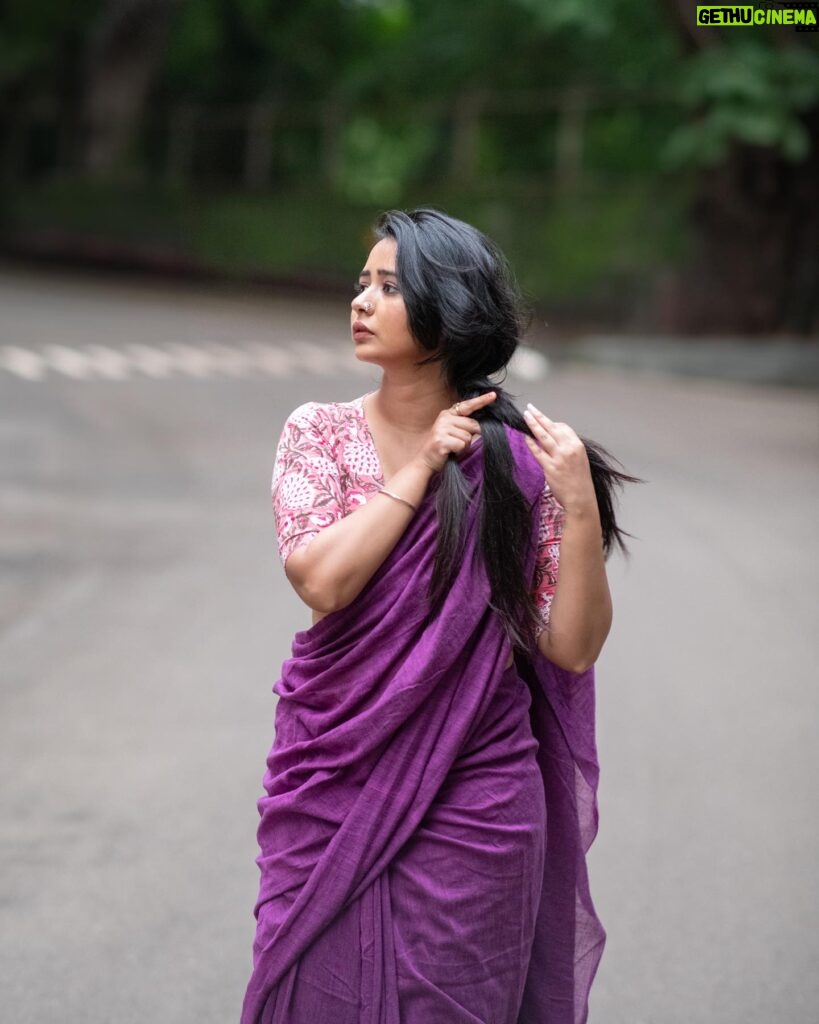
1, 3, 818, 1023
2, 0, 818, 336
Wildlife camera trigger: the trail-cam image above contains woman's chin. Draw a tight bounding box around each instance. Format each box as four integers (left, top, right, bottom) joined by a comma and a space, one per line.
353, 346, 382, 365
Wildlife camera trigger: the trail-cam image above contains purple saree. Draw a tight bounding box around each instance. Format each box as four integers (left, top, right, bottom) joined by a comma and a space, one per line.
241, 425, 605, 1024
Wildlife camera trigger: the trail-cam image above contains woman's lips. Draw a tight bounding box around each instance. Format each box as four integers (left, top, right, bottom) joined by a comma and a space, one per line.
353, 324, 374, 338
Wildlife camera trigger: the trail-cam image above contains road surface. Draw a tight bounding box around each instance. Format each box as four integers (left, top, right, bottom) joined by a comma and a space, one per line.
1, 265, 817, 1023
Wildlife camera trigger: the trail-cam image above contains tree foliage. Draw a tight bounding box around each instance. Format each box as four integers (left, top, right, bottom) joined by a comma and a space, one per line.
1, 0, 815, 330
663, 43, 819, 166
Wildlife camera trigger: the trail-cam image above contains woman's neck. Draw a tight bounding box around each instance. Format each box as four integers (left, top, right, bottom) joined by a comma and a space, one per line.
370, 377, 459, 435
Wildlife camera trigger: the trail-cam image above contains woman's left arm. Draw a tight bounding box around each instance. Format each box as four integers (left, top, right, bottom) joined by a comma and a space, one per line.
523, 403, 613, 673
538, 504, 612, 673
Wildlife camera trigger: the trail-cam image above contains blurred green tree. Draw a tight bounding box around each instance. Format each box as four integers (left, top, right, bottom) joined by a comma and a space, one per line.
660, 26, 819, 332
515, 0, 819, 331
1, 0, 816, 331
78, 0, 180, 175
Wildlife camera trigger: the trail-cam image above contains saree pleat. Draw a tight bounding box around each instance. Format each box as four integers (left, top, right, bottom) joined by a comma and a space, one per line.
241, 425, 605, 1024
387, 663, 546, 1023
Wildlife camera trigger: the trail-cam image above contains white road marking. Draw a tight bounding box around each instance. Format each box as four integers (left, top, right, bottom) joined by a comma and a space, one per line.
241, 342, 297, 377
42, 344, 98, 380
163, 342, 218, 378
122, 343, 176, 378
0, 346, 47, 380
295, 341, 344, 376
201, 341, 256, 377
0, 341, 544, 382
80, 345, 132, 380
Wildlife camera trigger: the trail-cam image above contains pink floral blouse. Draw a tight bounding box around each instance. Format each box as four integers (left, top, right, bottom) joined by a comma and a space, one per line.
271, 393, 565, 639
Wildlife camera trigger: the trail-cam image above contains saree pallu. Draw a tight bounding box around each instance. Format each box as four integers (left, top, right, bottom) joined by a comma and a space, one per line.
241, 425, 605, 1024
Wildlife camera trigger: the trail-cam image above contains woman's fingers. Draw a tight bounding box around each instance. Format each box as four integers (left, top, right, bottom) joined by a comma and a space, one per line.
448, 391, 496, 441
426, 393, 498, 472
526, 403, 579, 445
523, 404, 556, 449
452, 391, 496, 418
468, 390, 496, 410
524, 401, 555, 428
524, 433, 553, 460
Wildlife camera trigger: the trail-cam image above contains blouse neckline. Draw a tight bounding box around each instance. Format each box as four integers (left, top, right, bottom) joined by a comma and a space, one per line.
353, 391, 386, 485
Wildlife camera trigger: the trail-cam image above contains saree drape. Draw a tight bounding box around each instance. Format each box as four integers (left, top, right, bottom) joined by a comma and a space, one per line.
241, 425, 605, 1024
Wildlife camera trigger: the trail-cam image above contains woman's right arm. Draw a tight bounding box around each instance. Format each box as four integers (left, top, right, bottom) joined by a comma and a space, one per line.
285, 455, 434, 613
275, 393, 492, 615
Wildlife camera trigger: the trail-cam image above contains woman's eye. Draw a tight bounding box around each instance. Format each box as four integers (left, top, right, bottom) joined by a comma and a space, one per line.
383, 283, 398, 294
352, 283, 365, 295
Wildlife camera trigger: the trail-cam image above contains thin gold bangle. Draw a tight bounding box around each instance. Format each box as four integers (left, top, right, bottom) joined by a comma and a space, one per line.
378, 487, 418, 513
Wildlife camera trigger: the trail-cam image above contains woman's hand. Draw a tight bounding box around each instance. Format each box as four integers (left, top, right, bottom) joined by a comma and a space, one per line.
415, 391, 497, 474
523, 402, 597, 517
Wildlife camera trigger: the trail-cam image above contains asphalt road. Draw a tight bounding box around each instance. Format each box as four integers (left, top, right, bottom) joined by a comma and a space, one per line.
1, 266, 817, 1023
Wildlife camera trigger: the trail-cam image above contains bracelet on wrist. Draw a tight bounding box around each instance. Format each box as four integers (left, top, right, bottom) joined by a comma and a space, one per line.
378, 487, 418, 513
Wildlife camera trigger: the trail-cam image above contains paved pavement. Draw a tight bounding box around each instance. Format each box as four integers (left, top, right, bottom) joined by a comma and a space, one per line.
1, 266, 817, 1023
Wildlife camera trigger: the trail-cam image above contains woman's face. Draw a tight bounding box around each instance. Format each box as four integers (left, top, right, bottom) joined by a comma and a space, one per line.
351, 237, 419, 364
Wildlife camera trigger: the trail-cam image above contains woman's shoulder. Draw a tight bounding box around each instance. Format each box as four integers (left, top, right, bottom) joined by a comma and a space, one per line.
284, 394, 365, 431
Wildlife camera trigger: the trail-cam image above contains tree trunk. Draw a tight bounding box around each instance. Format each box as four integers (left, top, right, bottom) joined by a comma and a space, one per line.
661, 0, 818, 334
676, 105, 819, 334
78, 0, 177, 176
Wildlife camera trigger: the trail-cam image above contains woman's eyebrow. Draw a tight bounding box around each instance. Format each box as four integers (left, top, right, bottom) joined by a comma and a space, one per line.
358, 269, 397, 278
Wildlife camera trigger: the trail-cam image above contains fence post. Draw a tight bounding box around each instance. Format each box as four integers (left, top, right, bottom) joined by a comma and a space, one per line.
450, 92, 481, 184
244, 101, 275, 191
554, 85, 587, 192
165, 102, 197, 186
56, 104, 76, 176
2, 105, 29, 183
320, 97, 343, 187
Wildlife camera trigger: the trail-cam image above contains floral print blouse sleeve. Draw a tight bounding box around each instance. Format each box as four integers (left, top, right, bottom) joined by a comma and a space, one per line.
271, 396, 565, 636
271, 402, 345, 566
532, 480, 566, 640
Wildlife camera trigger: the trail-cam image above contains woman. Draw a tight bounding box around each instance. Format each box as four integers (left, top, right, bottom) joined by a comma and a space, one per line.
241, 208, 639, 1024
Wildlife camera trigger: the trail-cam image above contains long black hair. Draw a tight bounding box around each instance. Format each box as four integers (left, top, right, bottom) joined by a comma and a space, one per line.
372, 207, 643, 653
